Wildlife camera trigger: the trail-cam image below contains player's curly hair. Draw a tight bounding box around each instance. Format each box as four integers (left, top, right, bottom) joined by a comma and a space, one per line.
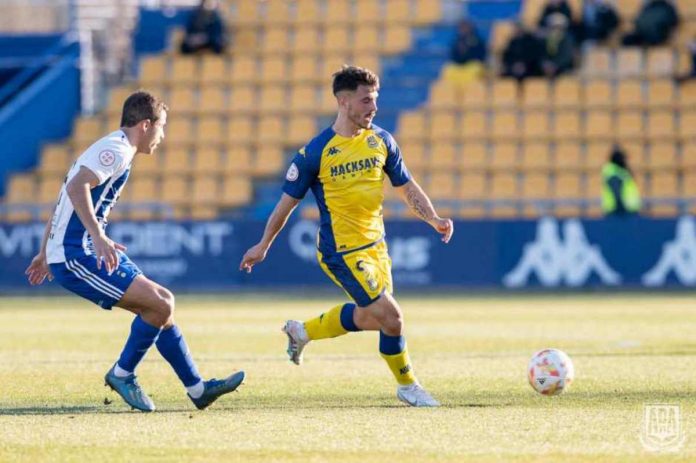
120, 90, 168, 127
332, 65, 380, 96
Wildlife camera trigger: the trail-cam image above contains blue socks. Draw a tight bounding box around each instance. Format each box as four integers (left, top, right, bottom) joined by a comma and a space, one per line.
379, 331, 406, 355
155, 324, 202, 387
117, 315, 161, 373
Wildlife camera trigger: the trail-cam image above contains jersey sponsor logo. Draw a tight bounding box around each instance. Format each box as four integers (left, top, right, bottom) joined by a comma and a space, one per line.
327, 146, 341, 156
503, 217, 621, 287
99, 150, 116, 167
286, 163, 299, 181
329, 156, 380, 177
366, 135, 379, 149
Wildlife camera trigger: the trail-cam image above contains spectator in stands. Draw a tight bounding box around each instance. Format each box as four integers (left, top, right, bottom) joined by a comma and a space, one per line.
622, 0, 679, 46
538, 0, 573, 31
541, 14, 576, 78
581, 0, 620, 43
501, 22, 543, 81
443, 19, 487, 86
180, 0, 228, 55
602, 145, 642, 216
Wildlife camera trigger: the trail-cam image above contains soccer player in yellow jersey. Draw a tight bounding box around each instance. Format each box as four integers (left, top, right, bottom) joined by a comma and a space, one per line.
240, 65, 453, 407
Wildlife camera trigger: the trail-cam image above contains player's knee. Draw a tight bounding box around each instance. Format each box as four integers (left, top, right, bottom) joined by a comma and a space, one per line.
147, 288, 175, 325
382, 310, 403, 335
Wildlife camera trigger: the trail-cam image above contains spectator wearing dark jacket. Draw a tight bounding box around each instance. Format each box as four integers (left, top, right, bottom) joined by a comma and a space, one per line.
582, 0, 620, 42
180, 0, 229, 55
622, 0, 679, 46
538, 0, 573, 30
502, 22, 543, 81
541, 13, 576, 78
443, 20, 486, 86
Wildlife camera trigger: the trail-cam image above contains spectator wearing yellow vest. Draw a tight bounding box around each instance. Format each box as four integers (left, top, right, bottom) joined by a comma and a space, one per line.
602, 145, 641, 216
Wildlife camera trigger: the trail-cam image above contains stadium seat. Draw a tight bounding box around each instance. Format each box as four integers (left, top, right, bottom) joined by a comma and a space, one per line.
128, 177, 158, 203
200, 56, 227, 84
460, 142, 488, 170
681, 142, 696, 169
522, 110, 551, 140
490, 143, 518, 171
258, 85, 287, 113
353, 24, 380, 53
196, 116, 225, 144
553, 77, 581, 108
198, 86, 228, 114
458, 172, 486, 199
521, 142, 552, 171
132, 150, 159, 175
646, 111, 676, 140
646, 48, 675, 77
229, 86, 257, 113
430, 142, 458, 170
170, 57, 199, 84
615, 80, 644, 109
615, 0, 645, 22
162, 148, 191, 175
323, 26, 350, 53
229, 55, 258, 85
73, 118, 103, 143
290, 56, 320, 84
461, 81, 488, 109
140, 56, 167, 85
163, 119, 194, 145
231, 26, 258, 51
521, 172, 552, 202
220, 177, 252, 207
413, 0, 442, 24
38, 145, 71, 176
260, 27, 290, 55
397, 111, 427, 139
292, 26, 321, 55
168, 87, 197, 114
382, 25, 412, 55
428, 80, 459, 110
490, 21, 515, 55
553, 172, 582, 216
223, 146, 253, 174
554, 142, 584, 170
616, 48, 644, 78
553, 111, 582, 140
288, 84, 319, 113
428, 172, 457, 200
252, 145, 285, 176
38, 177, 62, 205
256, 116, 285, 144
429, 111, 457, 142
616, 110, 644, 140
287, 116, 317, 146
490, 111, 520, 140
679, 110, 696, 139
401, 141, 427, 170
584, 80, 612, 108
521, 0, 545, 28
522, 79, 551, 109
294, 0, 321, 25
647, 79, 675, 108
585, 142, 611, 170
5, 174, 36, 204
490, 172, 518, 217
191, 176, 221, 206
460, 111, 487, 141
649, 171, 679, 216
260, 56, 289, 84
582, 48, 612, 77
193, 147, 223, 174
226, 116, 254, 145
491, 79, 518, 108
384, 0, 411, 25
265, 1, 292, 26
160, 176, 190, 205
585, 110, 614, 140
647, 144, 677, 170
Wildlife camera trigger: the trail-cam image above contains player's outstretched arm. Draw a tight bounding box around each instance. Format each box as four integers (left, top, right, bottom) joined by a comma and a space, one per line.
66, 167, 126, 273
239, 193, 301, 273
396, 179, 454, 243
25, 218, 54, 285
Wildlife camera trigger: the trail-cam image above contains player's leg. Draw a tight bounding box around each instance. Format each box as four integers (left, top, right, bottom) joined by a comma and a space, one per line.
116, 274, 244, 410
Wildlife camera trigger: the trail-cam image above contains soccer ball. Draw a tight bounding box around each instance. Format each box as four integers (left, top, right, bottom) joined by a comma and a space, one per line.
527, 348, 574, 395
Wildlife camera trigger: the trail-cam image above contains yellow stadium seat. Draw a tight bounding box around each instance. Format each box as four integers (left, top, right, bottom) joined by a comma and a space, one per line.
231, 0, 261, 24
353, 24, 380, 53
585, 172, 603, 200
553, 111, 581, 140
163, 119, 194, 145
461, 142, 488, 170
679, 110, 696, 139
616, 0, 645, 22
161, 176, 190, 205
585, 142, 612, 170
681, 142, 696, 169
294, 0, 321, 25
521, 0, 545, 28
38, 145, 70, 176
490, 111, 520, 140
582, 48, 612, 77
198, 86, 228, 114
490, 172, 518, 199
684, 170, 696, 196
413, 0, 442, 24
458, 172, 486, 199
292, 26, 321, 55
170, 57, 199, 84
397, 111, 427, 137
140, 56, 167, 85
553, 77, 581, 108
522, 79, 551, 109
265, 1, 292, 25
6, 174, 36, 204
522, 172, 552, 199
400, 141, 427, 170
649, 171, 679, 215
554, 142, 583, 170
168, 87, 196, 114
522, 110, 551, 140
258, 85, 287, 113
461, 81, 488, 108
428, 80, 459, 110
522, 142, 552, 170
325, 0, 352, 24
290, 56, 320, 83
648, 144, 677, 170
132, 151, 158, 176
108, 86, 135, 114
384, 0, 411, 25
193, 148, 222, 174
223, 146, 252, 174
584, 80, 612, 108
191, 176, 221, 206
647, 48, 676, 77
162, 148, 191, 175
616, 110, 644, 140
252, 145, 285, 176
256, 116, 285, 144
232, 26, 258, 51
200, 56, 227, 84
429, 111, 457, 141
647, 111, 676, 140
428, 172, 457, 200
585, 111, 614, 140
73, 117, 103, 143
460, 111, 487, 141
226, 116, 254, 145
353, 52, 381, 74
229, 55, 257, 85
430, 142, 458, 170
287, 116, 317, 145
260, 56, 288, 84
221, 177, 252, 207
553, 171, 582, 199
382, 25, 411, 55
229, 86, 257, 113
490, 142, 519, 170
616, 48, 643, 78
260, 27, 289, 55
490, 21, 515, 55
289, 84, 319, 113
615, 80, 644, 108
39, 177, 62, 204
128, 177, 158, 202
647, 79, 675, 108
491, 79, 518, 108
319, 85, 338, 113
196, 117, 224, 144
323, 27, 350, 54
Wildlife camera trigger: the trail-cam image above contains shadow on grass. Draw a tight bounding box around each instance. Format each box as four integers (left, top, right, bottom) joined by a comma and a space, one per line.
0, 405, 194, 416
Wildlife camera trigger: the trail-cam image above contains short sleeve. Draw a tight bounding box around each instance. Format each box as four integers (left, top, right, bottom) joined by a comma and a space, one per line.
382, 134, 411, 187
78, 146, 125, 185
282, 148, 317, 200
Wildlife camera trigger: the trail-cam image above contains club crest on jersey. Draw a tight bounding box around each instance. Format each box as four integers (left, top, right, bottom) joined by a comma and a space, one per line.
286, 163, 299, 181
366, 135, 379, 149
99, 150, 116, 167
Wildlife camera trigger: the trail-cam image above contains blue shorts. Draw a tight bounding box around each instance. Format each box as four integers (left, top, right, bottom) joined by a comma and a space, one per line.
50, 251, 142, 310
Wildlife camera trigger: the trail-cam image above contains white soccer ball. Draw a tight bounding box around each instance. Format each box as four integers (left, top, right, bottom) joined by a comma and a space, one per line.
527, 348, 575, 395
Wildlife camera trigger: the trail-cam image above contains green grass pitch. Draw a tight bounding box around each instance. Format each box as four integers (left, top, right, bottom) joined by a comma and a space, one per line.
0, 294, 694, 462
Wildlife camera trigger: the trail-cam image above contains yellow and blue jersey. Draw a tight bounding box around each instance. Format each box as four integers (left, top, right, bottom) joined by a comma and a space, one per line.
283, 124, 411, 257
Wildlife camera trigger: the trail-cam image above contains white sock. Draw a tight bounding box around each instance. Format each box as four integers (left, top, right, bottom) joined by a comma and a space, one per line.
113, 364, 132, 378
187, 380, 205, 399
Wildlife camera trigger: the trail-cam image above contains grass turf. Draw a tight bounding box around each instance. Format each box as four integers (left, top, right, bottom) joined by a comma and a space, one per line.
0, 294, 694, 462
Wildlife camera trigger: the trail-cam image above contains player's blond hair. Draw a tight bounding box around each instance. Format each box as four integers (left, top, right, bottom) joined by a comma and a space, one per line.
120, 90, 168, 128
332, 65, 380, 96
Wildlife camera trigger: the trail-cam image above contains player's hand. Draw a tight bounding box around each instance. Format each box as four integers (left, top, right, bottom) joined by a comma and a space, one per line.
431, 217, 454, 243
92, 234, 127, 274
239, 243, 268, 273
25, 253, 53, 286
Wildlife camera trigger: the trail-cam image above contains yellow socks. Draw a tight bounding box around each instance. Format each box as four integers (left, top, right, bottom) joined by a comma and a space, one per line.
304, 303, 360, 341
379, 332, 417, 385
